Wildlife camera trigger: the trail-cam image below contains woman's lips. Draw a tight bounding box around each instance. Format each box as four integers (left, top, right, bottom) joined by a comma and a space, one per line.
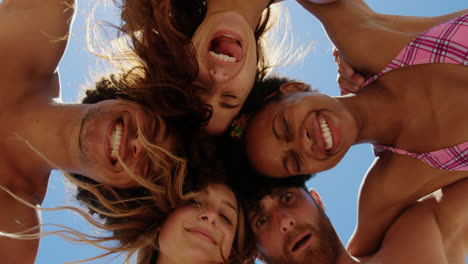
186, 227, 218, 245
320, 113, 340, 154
208, 31, 244, 64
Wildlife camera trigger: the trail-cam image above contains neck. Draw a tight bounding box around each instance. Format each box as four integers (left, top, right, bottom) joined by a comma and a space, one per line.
205, 0, 271, 30
337, 86, 403, 146
10, 100, 91, 176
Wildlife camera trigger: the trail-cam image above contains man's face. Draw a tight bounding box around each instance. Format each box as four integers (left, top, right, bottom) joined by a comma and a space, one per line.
77, 99, 179, 188
249, 187, 341, 264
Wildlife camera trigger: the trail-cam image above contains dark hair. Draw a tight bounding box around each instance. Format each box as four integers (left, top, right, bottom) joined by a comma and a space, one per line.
240, 75, 314, 120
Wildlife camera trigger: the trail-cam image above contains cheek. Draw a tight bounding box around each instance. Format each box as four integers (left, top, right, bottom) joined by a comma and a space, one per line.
221, 226, 236, 258
204, 108, 239, 135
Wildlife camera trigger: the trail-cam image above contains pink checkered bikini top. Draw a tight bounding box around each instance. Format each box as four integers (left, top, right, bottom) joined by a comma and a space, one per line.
365, 13, 468, 171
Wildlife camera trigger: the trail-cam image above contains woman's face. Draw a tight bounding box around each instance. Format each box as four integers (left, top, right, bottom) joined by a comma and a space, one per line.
192, 11, 258, 135
158, 184, 239, 264
245, 84, 358, 177
76, 99, 178, 188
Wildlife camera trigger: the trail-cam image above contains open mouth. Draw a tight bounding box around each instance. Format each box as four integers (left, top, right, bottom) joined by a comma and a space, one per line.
209, 35, 243, 63
318, 115, 333, 152
292, 233, 312, 252
109, 119, 123, 164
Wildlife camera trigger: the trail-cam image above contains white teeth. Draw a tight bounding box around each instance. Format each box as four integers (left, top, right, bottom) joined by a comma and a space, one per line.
319, 116, 333, 151
209, 50, 236, 63
110, 123, 122, 159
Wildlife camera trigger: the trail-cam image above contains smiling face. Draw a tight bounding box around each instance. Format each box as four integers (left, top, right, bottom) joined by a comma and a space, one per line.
157, 184, 239, 264
77, 99, 178, 188
245, 85, 358, 177
249, 187, 341, 264
191, 11, 258, 135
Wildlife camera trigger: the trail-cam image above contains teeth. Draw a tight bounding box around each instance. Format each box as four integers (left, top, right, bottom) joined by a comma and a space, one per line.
319, 116, 333, 151
209, 50, 236, 63
110, 123, 122, 159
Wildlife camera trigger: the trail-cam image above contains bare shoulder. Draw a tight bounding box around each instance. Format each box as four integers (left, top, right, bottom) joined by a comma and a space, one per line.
348, 152, 467, 256
433, 178, 468, 263
375, 194, 448, 264
378, 178, 468, 264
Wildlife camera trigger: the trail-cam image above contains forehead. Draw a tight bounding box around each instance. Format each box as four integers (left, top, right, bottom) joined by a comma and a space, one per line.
203, 184, 238, 208
252, 187, 308, 211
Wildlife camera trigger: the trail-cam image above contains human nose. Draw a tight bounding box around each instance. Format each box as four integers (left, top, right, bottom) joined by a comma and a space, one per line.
199, 208, 218, 226
209, 69, 229, 82
129, 133, 144, 159
278, 210, 295, 233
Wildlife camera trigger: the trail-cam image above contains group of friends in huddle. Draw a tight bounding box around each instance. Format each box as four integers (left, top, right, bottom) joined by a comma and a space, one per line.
0, 0, 467, 263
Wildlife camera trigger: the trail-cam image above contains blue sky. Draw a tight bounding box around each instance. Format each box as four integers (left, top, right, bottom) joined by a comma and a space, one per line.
34, 0, 467, 263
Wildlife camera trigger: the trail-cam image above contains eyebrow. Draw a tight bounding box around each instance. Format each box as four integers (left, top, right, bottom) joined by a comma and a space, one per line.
250, 204, 263, 224
249, 190, 286, 223
223, 200, 238, 213
283, 150, 301, 175
272, 113, 280, 140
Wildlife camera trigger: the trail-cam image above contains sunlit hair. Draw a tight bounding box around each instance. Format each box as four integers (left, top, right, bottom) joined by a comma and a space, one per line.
0, 74, 197, 263
134, 134, 257, 264
102, 0, 282, 100
136, 191, 255, 264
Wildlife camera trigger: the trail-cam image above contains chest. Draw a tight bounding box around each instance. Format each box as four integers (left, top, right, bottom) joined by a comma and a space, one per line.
374, 63, 468, 153
372, 205, 449, 264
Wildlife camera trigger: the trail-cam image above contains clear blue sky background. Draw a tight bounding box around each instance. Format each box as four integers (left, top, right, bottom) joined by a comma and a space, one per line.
32, 0, 467, 263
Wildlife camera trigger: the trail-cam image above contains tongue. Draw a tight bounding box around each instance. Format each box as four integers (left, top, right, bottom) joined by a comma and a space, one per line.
211, 36, 243, 62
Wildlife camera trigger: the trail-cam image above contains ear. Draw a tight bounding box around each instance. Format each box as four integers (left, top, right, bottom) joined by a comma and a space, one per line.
309, 188, 326, 212
279, 82, 308, 94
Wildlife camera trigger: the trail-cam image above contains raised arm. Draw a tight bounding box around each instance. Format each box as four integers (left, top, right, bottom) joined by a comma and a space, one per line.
436, 177, 468, 262
295, 0, 468, 76
348, 150, 468, 257
0, 0, 76, 80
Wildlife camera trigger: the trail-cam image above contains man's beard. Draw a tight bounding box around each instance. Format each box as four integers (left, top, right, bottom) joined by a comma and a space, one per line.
78, 107, 100, 168
261, 207, 341, 264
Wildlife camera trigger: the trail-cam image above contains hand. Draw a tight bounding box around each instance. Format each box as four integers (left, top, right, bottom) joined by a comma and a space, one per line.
332, 48, 365, 95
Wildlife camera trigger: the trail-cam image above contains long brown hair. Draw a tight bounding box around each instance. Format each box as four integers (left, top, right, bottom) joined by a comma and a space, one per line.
111, 0, 278, 108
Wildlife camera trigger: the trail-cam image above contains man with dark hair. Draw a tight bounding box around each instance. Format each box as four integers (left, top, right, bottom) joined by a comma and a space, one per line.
249, 177, 468, 264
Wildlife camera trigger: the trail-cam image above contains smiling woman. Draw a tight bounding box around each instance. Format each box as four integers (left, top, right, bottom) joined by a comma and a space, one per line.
147, 183, 250, 264
113, 0, 282, 135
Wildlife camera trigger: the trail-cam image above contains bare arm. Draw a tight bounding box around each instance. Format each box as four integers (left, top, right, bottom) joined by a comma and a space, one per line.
295, 0, 468, 76
349, 152, 468, 257
435, 177, 468, 262
0, 0, 76, 80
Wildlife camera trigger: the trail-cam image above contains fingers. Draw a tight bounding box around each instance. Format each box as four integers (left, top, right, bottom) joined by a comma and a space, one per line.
332, 48, 365, 95
337, 72, 361, 95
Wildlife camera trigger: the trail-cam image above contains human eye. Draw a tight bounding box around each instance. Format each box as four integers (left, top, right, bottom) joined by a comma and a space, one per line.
220, 213, 233, 225
255, 216, 267, 228
193, 84, 209, 93
281, 113, 292, 142
293, 152, 301, 173
223, 93, 237, 99
281, 192, 293, 203
187, 199, 202, 207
